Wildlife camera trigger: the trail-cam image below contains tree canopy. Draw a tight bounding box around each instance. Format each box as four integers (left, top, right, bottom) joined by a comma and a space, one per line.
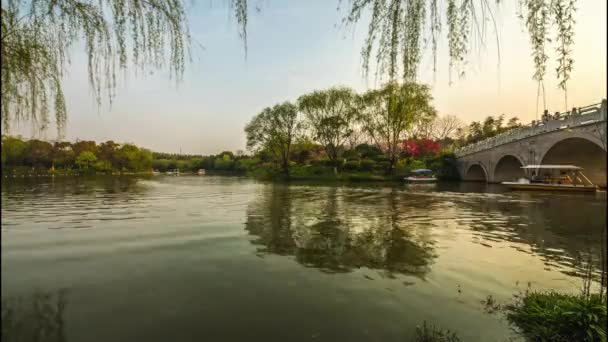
360, 82, 435, 173
0, 0, 248, 135
298, 87, 358, 170
1, 0, 579, 135
341, 0, 577, 104
245, 102, 301, 176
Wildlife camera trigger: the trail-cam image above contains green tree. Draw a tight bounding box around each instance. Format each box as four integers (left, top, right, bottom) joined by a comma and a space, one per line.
23, 139, 53, 168
245, 102, 301, 176
507, 117, 521, 129
467, 121, 483, 143
1, 135, 26, 167
482, 116, 496, 137
51, 141, 75, 168
214, 154, 235, 171
116, 144, 151, 171
298, 87, 357, 173
360, 82, 435, 174
98, 141, 119, 168
72, 141, 98, 157
75, 151, 97, 171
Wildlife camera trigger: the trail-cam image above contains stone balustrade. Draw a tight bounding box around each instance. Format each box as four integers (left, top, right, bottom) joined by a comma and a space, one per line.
455, 100, 607, 158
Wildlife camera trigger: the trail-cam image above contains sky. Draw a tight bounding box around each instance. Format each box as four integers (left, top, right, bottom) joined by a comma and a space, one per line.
13, 0, 608, 155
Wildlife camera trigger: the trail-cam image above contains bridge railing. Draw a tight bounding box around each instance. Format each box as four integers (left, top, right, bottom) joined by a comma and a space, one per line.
455, 100, 607, 157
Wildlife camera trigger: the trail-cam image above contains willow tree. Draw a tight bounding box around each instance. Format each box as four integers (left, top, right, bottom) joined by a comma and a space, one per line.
341, 0, 577, 109
0, 0, 248, 135
360, 82, 435, 174
298, 87, 358, 173
245, 102, 301, 177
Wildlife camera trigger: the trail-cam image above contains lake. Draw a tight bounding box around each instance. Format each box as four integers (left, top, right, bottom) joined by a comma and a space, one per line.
1, 176, 606, 341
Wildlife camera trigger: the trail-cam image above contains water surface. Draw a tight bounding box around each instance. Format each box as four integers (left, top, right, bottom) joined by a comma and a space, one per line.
2, 176, 606, 341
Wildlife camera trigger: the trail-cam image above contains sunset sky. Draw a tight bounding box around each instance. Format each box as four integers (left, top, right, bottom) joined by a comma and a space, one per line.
13, 0, 607, 155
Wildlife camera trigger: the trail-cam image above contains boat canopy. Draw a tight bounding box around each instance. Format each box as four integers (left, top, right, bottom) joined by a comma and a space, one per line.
412, 169, 433, 173
521, 165, 583, 170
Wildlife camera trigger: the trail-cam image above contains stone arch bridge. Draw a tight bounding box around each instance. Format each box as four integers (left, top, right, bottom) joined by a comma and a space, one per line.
455, 100, 607, 187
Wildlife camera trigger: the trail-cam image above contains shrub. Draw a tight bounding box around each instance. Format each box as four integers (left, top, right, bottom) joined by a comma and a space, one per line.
360, 159, 375, 171
505, 291, 607, 342
343, 160, 360, 171
406, 159, 427, 173
374, 161, 390, 172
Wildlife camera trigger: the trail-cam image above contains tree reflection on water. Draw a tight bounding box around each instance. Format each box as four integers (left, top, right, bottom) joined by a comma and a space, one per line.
1, 289, 68, 342
245, 184, 437, 278
246, 182, 606, 283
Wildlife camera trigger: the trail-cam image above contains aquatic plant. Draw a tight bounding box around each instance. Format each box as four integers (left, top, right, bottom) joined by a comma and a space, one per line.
412, 321, 460, 342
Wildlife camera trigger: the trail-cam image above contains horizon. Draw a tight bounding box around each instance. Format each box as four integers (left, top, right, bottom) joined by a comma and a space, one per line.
9, 0, 607, 155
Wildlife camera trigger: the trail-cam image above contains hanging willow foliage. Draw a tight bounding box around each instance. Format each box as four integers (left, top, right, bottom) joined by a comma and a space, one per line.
342, 0, 577, 104
341, 0, 491, 83
1, 0, 248, 136
518, 0, 576, 110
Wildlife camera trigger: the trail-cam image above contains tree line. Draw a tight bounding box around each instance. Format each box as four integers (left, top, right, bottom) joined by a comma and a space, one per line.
1, 137, 152, 175
243, 82, 467, 179
2, 84, 523, 180
456, 115, 522, 145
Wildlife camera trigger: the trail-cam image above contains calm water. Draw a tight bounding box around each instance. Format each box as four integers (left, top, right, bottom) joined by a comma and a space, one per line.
1, 176, 606, 341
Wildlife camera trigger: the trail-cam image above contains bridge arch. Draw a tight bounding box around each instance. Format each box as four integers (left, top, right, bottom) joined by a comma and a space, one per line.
539, 137, 607, 187
493, 155, 526, 182
464, 163, 488, 182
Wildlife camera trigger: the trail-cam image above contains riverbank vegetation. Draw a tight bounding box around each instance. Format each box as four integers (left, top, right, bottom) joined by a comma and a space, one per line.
3, 82, 524, 181
482, 255, 608, 342
242, 82, 516, 180
505, 291, 606, 341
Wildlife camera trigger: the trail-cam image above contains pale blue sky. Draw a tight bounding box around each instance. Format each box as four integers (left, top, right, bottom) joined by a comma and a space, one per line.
15, 0, 607, 154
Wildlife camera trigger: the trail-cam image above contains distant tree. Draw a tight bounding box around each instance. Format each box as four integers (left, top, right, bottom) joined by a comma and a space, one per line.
1, 136, 26, 167
75, 151, 97, 171
23, 139, 53, 168
116, 144, 151, 171
407, 111, 437, 139
72, 141, 98, 157
360, 82, 435, 174
214, 154, 235, 170
482, 116, 496, 137
468, 121, 483, 143
98, 141, 119, 167
298, 87, 357, 172
432, 115, 465, 141
52, 141, 75, 168
245, 102, 301, 176
507, 117, 521, 129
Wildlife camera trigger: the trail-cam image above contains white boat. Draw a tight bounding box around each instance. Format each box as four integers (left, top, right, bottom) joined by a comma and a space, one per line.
501, 165, 598, 192
166, 169, 180, 176
405, 169, 437, 183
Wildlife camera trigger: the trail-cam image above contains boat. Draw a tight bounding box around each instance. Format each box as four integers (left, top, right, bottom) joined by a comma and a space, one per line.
404, 169, 437, 183
197, 169, 206, 175
501, 165, 598, 192
166, 169, 180, 176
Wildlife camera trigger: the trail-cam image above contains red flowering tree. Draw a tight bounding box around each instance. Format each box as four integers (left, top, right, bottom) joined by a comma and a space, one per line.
402, 138, 441, 158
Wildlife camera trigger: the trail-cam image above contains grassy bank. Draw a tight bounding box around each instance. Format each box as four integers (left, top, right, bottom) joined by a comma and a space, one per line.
504, 291, 607, 341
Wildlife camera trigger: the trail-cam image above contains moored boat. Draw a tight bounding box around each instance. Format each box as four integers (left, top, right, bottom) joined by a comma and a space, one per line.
405, 169, 437, 183
501, 165, 598, 192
